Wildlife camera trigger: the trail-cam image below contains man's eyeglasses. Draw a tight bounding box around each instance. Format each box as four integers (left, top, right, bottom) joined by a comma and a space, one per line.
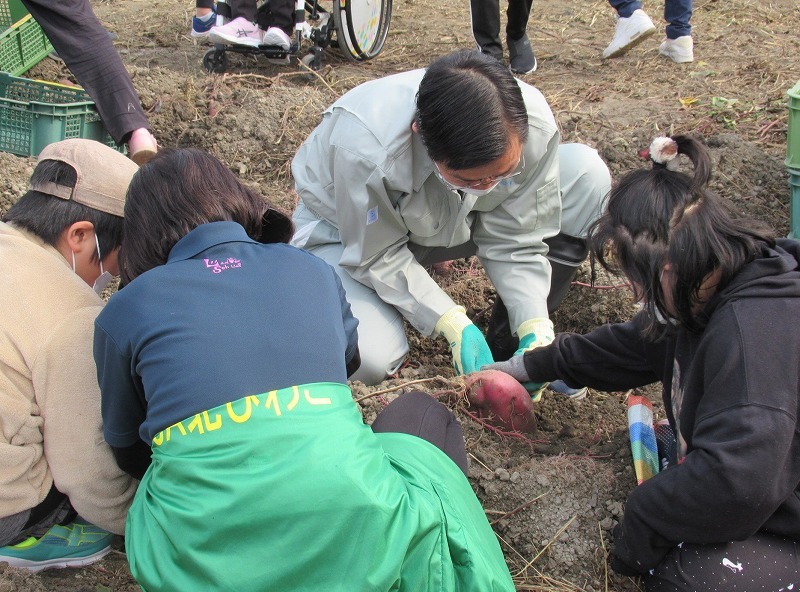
433, 153, 526, 192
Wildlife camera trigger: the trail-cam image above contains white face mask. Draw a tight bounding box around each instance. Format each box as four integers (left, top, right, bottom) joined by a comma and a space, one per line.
71, 232, 113, 294
462, 184, 500, 197
92, 233, 113, 295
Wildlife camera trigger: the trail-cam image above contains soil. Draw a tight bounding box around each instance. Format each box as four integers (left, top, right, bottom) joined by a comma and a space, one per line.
1, 0, 798, 589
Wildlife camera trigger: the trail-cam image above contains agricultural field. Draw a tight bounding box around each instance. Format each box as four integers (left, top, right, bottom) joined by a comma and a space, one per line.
1, 0, 798, 588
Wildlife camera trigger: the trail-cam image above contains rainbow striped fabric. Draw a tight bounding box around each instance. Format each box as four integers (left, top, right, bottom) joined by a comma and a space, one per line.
627, 394, 660, 485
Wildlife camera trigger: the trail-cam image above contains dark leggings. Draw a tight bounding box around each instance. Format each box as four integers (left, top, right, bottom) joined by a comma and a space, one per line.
196, 0, 294, 34
371, 390, 469, 475
644, 532, 799, 591
470, 0, 534, 48
0, 485, 75, 547
195, 0, 257, 22
21, 0, 150, 145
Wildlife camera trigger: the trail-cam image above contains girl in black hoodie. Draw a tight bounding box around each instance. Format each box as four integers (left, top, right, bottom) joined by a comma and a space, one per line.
486, 135, 800, 591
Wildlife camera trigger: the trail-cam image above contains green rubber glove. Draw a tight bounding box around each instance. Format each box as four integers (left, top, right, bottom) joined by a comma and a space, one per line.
435, 306, 494, 375
514, 317, 555, 355
514, 318, 555, 402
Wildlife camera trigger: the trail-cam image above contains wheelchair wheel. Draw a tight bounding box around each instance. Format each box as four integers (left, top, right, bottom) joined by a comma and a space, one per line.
203, 48, 229, 73
332, 0, 391, 61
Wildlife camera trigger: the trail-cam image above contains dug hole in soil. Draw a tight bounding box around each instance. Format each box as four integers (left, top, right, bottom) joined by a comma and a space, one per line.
1, 0, 798, 588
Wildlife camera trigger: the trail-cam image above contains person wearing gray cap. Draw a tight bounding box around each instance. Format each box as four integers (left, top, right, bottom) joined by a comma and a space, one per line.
0, 139, 139, 572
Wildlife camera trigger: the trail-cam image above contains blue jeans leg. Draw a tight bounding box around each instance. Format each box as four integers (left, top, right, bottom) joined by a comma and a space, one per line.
665, 0, 692, 38
607, 0, 642, 19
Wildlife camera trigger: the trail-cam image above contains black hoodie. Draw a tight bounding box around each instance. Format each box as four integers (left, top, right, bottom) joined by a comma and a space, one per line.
525, 239, 800, 572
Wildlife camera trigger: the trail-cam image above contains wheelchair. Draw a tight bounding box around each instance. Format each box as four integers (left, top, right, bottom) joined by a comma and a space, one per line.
202, 0, 391, 73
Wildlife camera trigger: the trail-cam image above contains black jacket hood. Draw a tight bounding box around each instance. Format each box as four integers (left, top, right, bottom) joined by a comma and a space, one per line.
704, 238, 800, 318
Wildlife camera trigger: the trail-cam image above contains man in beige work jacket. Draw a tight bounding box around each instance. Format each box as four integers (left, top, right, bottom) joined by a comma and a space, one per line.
0, 139, 138, 571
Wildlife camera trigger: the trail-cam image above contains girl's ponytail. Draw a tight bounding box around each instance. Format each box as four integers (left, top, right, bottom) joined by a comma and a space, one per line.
643, 134, 712, 191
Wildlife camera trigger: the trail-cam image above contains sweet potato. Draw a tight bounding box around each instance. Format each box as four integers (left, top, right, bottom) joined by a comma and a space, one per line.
464, 370, 537, 433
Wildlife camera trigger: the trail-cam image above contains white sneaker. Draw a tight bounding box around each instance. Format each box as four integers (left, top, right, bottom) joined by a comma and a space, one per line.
659, 36, 693, 63
262, 26, 291, 50
602, 9, 656, 59
208, 17, 264, 47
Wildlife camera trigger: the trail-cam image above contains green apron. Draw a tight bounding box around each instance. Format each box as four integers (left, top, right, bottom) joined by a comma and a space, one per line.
126, 382, 514, 591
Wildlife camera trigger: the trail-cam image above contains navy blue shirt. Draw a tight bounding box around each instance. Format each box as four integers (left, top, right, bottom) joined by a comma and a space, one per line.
95, 222, 359, 447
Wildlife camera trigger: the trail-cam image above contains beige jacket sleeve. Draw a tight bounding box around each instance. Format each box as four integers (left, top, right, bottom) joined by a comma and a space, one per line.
33, 306, 137, 534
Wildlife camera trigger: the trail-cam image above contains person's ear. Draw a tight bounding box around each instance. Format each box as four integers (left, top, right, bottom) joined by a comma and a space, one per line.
411, 120, 419, 133
63, 221, 96, 255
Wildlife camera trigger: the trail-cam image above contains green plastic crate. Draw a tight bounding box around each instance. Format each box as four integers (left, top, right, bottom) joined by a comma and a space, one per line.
0, 0, 29, 29
0, 0, 53, 76
0, 72, 120, 157
790, 167, 800, 239
787, 81, 800, 170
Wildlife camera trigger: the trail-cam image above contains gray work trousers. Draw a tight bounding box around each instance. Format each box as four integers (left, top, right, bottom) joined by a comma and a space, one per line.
293, 143, 610, 385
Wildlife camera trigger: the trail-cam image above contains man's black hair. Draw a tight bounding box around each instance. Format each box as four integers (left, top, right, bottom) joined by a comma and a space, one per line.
2, 160, 124, 262
415, 50, 529, 170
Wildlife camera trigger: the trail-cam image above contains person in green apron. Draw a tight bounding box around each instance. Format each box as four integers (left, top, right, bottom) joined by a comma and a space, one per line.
94, 147, 515, 592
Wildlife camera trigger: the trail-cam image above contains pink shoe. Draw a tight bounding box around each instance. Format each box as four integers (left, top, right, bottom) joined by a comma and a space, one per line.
208, 17, 264, 47
127, 128, 158, 165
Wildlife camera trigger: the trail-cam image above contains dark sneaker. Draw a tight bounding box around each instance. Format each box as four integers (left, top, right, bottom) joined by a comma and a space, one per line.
0, 519, 113, 572
191, 10, 217, 38
548, 379, 588, 400
507, 33, 537, 74
477, 42, 503, 62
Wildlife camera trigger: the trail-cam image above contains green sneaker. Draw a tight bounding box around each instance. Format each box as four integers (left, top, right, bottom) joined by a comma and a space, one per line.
0, 519, 113, 572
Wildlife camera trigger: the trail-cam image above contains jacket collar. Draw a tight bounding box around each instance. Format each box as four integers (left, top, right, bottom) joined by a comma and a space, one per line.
167, 221, 258, 263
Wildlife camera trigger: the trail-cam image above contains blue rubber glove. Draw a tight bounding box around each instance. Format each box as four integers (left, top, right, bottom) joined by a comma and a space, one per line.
435, 306, 494, 375
514, 318, 555, 401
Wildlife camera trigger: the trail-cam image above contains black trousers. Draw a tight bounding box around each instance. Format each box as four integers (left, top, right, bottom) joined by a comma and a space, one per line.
21, 0, 150, 145
470, 0, 534, 49
371, 390, 469, 475
196, 0, 256, 22
644, 532, 799, 591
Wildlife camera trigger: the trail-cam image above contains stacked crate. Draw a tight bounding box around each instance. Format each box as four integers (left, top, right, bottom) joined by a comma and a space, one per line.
0, 0, 51, 76
788, 81, 800, 238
